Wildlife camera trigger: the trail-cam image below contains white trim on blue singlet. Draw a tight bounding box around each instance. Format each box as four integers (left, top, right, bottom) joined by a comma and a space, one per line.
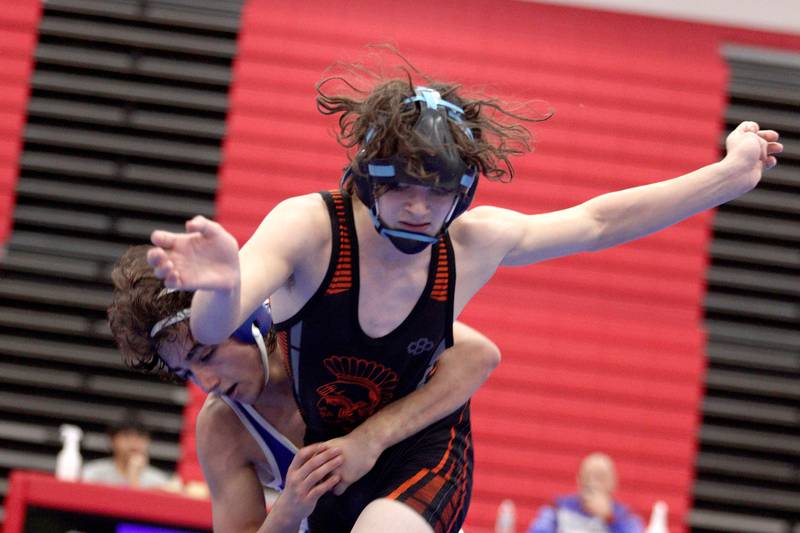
220, 395, 298, 491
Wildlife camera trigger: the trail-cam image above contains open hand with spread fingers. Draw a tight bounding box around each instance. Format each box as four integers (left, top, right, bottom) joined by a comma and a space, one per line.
147, 215, 240, 291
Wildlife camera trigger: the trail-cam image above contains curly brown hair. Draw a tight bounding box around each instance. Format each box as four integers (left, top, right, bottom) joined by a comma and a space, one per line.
316, 51, 552, 185
108, 245, 194, 375
107, 245, 277, 378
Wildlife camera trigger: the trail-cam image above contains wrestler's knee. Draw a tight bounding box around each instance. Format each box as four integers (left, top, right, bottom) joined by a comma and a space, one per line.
351, 498, 433, 533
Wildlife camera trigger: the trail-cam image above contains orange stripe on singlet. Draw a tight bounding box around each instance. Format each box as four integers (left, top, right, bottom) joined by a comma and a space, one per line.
443, 428, 472, 532
277, 331, 290, 377
431, 427, 457, 474
387, 468, 430, 500
414, 467, 450, 517
326, 191, 353, 295
414, 408, 469, 526
386, 424, 457, 501
430, 239, 449, 302
411, 427, 458, 511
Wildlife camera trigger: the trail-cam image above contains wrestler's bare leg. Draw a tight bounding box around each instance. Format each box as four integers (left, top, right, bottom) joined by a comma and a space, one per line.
351, 498, 434, 533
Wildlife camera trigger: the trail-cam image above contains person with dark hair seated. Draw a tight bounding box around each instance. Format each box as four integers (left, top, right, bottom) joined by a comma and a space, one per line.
82, 410, 170, 490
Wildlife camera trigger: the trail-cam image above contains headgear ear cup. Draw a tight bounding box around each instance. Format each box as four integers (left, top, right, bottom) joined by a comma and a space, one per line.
230, 302, 272, 345
450, 172, 478, 220
230, 301, 273, 386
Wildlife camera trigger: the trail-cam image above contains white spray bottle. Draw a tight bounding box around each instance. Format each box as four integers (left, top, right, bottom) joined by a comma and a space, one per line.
644, 500, 669, 533
55, 424, 83, 481
495, 499, 517, 533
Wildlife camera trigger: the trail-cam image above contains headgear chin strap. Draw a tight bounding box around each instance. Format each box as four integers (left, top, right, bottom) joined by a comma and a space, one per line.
150, 299, 274, 389
230, 303, 273, 384
341, 86, 479, 254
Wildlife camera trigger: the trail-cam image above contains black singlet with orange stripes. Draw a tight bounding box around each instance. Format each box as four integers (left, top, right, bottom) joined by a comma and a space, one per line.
274, 189, 456, 444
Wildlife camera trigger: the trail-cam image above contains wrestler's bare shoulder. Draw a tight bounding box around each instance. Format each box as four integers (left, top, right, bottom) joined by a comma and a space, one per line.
260, 193, 331, 250
269, 193, 329, 231
196, 394, 248, 453
450, 205, 521, 252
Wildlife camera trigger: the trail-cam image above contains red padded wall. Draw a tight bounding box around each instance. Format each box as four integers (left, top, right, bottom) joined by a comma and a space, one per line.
0, 0, 41, 250
206, 1, 800, 531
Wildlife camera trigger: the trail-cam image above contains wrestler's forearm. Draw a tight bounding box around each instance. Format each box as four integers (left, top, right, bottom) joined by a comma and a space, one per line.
214, 512, 297, 533
585, 124, 780, 253
191, 282, 241, 345
353, 328, 500, 451
257, 509, 303, 533
585, 160, 751, 252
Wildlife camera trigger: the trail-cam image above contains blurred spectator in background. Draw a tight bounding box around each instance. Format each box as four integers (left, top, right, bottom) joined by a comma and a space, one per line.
528, 452, 643, 533
82, 410, 171, 490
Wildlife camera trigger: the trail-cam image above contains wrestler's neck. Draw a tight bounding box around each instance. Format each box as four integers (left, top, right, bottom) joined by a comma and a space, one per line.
252, 350, 293, 411
352, 196, 433, 266
254, 370, 302, 444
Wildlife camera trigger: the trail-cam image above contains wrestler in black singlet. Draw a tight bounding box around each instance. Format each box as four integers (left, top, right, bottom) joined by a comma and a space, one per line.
274, 190, 473, 533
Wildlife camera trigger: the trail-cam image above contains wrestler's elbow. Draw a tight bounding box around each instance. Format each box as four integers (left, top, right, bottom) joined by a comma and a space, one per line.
476, 338, 501, 375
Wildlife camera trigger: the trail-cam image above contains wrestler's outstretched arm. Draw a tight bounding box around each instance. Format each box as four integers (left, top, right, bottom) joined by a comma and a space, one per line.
453, 122, 782, 273
197, 398, 342, 533
148, 194, 326, 345
323, 321, 500, 494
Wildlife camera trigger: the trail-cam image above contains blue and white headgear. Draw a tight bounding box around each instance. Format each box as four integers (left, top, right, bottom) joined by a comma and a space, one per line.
150, 292, 274, 387
341, 86, 479, 254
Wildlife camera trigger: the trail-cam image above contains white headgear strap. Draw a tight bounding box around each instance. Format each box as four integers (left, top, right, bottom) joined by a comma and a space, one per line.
150, 308, 191, 337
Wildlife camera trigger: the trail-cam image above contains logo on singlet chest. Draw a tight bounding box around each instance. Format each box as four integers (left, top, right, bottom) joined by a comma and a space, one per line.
407, 337, 435, 356
316, 356, 399, 431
